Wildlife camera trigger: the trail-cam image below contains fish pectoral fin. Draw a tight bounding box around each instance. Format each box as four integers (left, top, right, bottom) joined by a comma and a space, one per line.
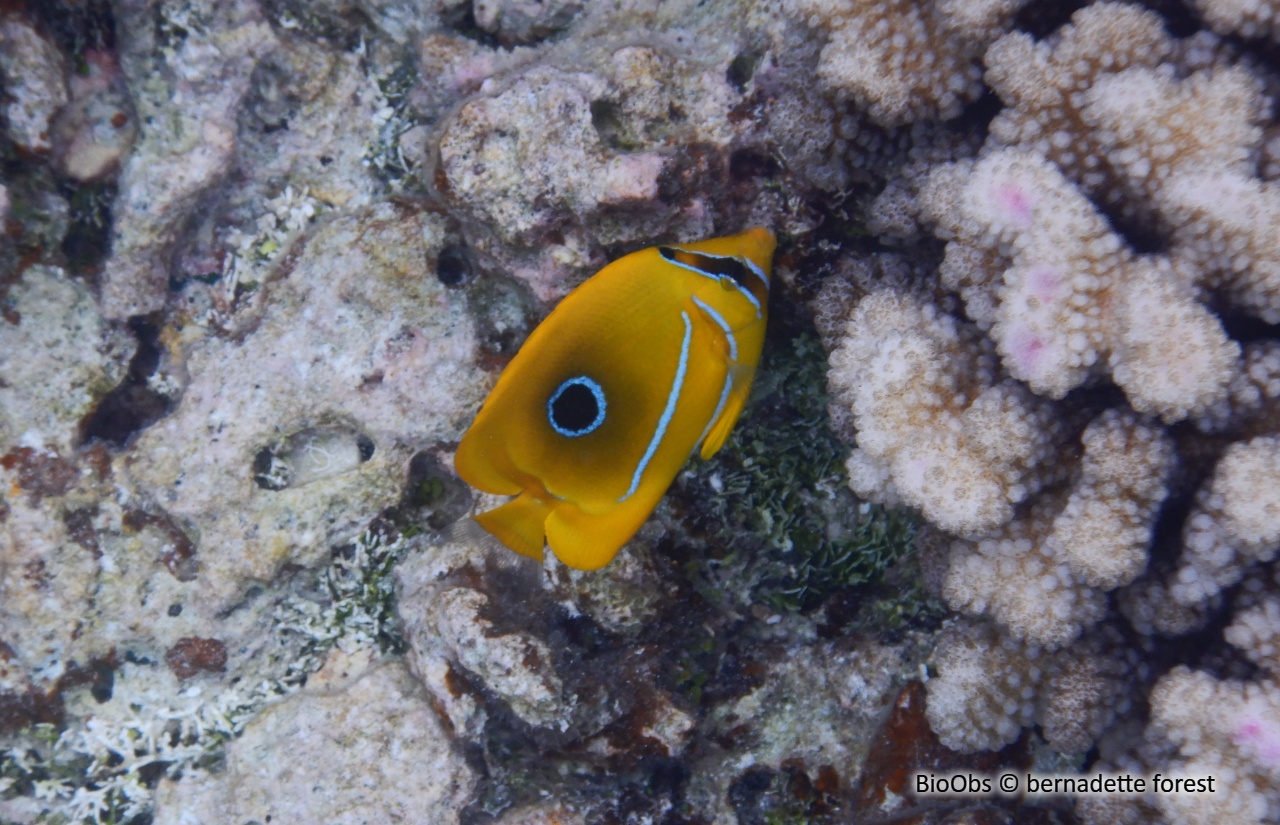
474, 492, 552, 560
544, 499, 652, 571
698, 363, 754, 459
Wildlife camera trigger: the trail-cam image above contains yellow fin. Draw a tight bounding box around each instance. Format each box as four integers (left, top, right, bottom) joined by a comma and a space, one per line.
699, 362, 755, 459
473, 492, 552, 560
544, 499, 652, 570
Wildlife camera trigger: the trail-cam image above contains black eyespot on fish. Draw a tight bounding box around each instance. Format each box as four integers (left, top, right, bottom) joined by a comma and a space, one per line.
548, 376, 606, 437
658, 247, 756, 292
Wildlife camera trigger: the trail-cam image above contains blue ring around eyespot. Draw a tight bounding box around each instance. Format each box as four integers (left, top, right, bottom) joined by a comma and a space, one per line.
547, 376, 607, 437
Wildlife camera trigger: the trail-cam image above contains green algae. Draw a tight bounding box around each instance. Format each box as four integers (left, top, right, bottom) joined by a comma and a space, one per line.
678, 325, 924, 619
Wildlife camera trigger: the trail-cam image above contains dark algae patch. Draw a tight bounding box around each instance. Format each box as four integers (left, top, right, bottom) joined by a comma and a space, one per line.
676, 319, 928, 623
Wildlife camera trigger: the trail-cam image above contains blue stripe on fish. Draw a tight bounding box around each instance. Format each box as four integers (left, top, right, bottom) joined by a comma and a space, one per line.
620, 310, 692, 502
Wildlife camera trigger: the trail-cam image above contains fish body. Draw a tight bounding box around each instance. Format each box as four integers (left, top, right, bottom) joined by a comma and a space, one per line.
454, 227, 776, 569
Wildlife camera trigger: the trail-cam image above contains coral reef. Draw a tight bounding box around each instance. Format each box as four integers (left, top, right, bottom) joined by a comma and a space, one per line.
4, 0, 1280, 822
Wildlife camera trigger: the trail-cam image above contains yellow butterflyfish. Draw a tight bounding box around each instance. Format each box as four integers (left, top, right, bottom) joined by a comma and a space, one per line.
454, 227, 775, 570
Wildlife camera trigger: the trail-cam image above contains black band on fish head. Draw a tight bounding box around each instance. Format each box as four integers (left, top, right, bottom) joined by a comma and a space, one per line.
658, 247, 759, 291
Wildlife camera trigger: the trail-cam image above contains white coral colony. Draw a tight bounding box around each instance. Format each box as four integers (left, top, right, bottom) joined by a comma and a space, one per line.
814, 2, 1280, 816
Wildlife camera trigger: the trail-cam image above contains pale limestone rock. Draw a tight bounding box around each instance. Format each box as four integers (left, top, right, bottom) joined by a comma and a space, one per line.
151, 662, 476, 825
397, 538, 576, 732
0, 13, 68, 154
0, 267, 134, 452
124, 203, 485, 611
101, 0, 278, 318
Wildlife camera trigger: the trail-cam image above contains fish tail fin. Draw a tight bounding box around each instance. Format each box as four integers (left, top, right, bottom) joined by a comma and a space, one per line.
472, 492, 551, 560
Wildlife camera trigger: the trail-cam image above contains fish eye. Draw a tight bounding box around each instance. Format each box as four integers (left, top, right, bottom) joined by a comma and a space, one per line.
659, 247, 754, 291
547, 376, 607, 437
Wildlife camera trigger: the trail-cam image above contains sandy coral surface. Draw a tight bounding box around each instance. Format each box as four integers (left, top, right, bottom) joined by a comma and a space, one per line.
1, 0, 1279, 823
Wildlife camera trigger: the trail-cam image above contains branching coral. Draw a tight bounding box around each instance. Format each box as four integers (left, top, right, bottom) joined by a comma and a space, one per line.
820, 1, 1280, 785
939, 490, 1109, 649
787, 0, 1028, 126
1052, 410, 1174, 590
1177, 436, 1280, 600
1082, 565, 1280, 825
924, 620, 1133, 754
1083, 64, 1280, 326
1132, 435, 1280, 633
985, 2, 1280, 328
1226, 589, 1280, 675
828, 289, 1066, 537
1197, 341, 1280, 437
921, 148, 1240, 422
1146, 666, 1280, 825
1191, 0, 1280, 42
983, 3, 1174, 210
937, 409, 1172, 648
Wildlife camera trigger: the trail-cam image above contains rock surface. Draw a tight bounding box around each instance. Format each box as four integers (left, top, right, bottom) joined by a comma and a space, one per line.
124, 202, 485, 609
150, 662, 476, 825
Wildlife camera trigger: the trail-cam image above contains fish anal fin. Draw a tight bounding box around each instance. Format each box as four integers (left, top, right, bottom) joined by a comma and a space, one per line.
545, 499, 651, 570
473, 491, 551, 560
